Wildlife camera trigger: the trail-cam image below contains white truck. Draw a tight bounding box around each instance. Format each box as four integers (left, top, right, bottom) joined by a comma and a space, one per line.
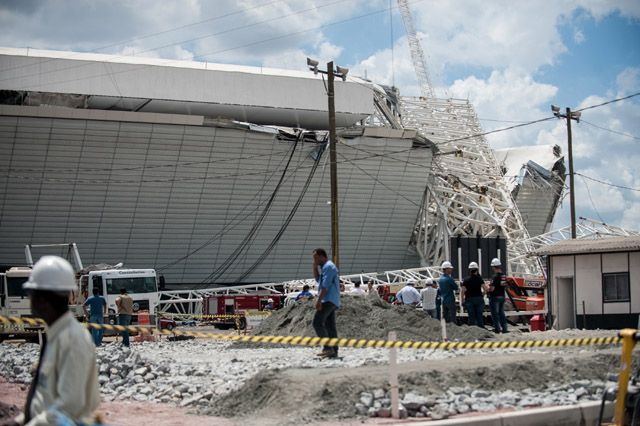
0, 243, 160, 341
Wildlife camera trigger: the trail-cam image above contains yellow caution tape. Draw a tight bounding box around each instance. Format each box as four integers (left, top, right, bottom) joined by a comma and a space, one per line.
0, 315, 621, 350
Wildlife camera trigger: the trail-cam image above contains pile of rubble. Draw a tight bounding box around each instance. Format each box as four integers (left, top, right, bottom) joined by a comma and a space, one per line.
356, 380, 607, 420
253, 294, 493, 342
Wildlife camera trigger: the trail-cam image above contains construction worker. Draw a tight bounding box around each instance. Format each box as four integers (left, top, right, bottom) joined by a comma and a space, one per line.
115, 287, 134, 347
420, 278, 438, 319
264, 298, 275, 310
312, 248, 340, 359
461, 262, 485, 328
83, 286, 107, 346
488, 258, 508, 333
396, 279, 420, 305
16, 256, 100, 425
439, 261, 458, 323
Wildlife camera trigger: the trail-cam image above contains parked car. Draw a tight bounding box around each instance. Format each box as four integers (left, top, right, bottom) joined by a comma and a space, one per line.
159, 317, 177, 331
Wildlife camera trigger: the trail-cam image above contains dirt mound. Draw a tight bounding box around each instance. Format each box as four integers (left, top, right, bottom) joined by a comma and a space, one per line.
251, 293, 493, 342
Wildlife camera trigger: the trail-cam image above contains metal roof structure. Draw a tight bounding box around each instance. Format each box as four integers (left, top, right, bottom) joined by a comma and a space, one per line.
0, 47, 374, 129
533, 235, 640, 256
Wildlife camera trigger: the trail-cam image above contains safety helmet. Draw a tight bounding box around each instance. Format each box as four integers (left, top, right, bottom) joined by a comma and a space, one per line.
468, 262, 479, 270
441, 261, 453, 269
406, 279, 416, 286
491, 258, 502, 267
425, 278, 434, 285
267, 298, 274, 303
23, 256, 76, 292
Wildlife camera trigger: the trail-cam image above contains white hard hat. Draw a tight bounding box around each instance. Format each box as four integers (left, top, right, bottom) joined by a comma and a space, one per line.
406, 279, 416, 285
23, 256, 76, 292
468, 262, 479, 269
441, 261, 453, 269
267, 298, 274, 303
491, 258, 502, 267
425, 278, 434, 285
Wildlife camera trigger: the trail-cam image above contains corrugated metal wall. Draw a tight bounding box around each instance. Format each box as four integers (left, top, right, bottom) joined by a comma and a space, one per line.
0, 111, 432, 284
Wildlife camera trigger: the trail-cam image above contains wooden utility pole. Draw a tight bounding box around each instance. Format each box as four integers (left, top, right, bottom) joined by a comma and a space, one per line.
565, 107, 577, 239
327, 61, 340, 267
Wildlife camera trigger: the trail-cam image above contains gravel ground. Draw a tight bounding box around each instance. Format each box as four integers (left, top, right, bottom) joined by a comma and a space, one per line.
0, 325, 623, 425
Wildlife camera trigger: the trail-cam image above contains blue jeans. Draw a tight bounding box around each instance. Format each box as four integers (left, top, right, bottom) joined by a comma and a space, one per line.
489, 297, 507, 333
119, 314, 132, 347
89, 314, 104, 346
465, 297, 485, 328
312, 302, 338, 354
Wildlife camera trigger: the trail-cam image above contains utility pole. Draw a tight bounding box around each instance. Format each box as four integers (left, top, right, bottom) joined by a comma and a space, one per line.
552, 105, 581, 239
307, 58, 349, 267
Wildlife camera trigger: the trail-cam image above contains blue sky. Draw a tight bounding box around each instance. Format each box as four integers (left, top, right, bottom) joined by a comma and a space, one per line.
0, 0, 638, 232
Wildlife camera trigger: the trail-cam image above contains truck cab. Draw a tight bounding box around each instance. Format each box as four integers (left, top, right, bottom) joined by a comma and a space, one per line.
0, 267, 32, 317
84, 268, 159, 323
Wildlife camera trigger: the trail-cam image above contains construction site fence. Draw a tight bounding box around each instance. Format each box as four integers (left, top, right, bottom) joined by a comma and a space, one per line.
0, 314, 622, 351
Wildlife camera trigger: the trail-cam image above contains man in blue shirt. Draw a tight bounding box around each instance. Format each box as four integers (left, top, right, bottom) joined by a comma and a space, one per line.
311, 248, 340, 359
83, 287, 107, 346
438, 261, 459, 323
295, 284, 314, 301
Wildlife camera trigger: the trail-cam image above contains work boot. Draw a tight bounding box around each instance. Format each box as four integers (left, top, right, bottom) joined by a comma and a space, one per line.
316, 349, 334, 358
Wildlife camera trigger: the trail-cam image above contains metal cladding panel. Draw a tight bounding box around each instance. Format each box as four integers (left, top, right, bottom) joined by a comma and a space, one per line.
0, 112, 431, 284
0, 48, 373, 129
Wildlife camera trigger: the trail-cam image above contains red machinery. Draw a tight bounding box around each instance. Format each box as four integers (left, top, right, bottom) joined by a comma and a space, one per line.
204, 294, 284, 329
505, 276, 546, 311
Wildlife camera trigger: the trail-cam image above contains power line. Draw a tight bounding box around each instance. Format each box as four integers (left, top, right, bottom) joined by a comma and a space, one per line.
0, 0, 293, 74
575, 92, 640, 112
575, 173, 640, 193
580, 119, 640, 141
579, 175, 604, 222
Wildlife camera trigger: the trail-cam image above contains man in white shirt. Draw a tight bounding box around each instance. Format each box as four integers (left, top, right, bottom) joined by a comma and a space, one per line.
420, 278, 438, 318
16, 256, 100, 426
395, 279, 421, 305
350, 281, 366, 296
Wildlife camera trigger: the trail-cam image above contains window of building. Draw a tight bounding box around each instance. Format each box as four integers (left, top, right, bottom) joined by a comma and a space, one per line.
602, 272, 630, 303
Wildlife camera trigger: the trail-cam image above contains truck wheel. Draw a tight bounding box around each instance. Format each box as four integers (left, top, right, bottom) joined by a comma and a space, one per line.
238, 318, 247, 330
166, 323, 174, 331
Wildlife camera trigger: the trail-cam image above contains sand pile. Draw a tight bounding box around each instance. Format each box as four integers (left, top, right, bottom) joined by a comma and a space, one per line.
252, 293, 493, 342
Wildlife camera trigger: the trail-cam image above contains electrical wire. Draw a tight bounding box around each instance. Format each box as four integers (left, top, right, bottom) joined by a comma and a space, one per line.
200, 134, 303, 283
575, 92, 640, 112
0, 0, 294, 73
579, 175, 604, 222
575, 173, 640, 193
233, 142, 324, 282
580, 119, 640, 141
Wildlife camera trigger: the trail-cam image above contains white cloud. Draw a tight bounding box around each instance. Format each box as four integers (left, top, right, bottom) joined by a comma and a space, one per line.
573, 29, 586, 44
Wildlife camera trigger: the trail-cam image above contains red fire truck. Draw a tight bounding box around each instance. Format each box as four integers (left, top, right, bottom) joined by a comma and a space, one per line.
204, 294, 284, 329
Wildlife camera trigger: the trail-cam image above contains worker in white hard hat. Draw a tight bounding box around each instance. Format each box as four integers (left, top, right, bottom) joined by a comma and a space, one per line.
264, 298, 275, 310
461, 262, 485, 328
396, 279, 420, 306
488, 257, 508, 333
438, 261, 458, 323
16, 256, 100, 426
420, 278, 439, 319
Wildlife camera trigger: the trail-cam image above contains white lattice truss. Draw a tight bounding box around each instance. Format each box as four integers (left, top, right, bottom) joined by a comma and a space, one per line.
399, 96, 542, 276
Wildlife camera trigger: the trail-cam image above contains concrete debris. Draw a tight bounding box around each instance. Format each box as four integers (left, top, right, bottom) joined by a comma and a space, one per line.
356, 380, 606, 419
247, 295, 493, 343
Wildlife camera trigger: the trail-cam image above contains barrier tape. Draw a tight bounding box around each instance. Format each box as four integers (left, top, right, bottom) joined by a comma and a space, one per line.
1, 314, 622, 350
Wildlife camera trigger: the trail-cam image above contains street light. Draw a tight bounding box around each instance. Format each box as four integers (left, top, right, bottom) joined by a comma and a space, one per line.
307, 58, 349, 267
552, 105, 582, 238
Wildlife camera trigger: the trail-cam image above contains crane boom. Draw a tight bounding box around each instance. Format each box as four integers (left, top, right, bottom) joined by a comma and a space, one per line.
397, 0, 434, 98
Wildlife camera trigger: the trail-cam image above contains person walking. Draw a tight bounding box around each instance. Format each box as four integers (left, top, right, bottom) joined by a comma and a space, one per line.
396, 279, 420, 305
420, 278, 438, 319
311, 248, 340, 359
83, 287, 107, 346
488, 258, 508, 333
16, 256, 100, 425
438, 261, 458, 323
115, 287, 134, 347
461, 262, 485, 328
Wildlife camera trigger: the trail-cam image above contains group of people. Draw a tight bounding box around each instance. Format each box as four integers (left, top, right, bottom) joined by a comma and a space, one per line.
393, 258, 508, 333
15, 249, 508, 424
